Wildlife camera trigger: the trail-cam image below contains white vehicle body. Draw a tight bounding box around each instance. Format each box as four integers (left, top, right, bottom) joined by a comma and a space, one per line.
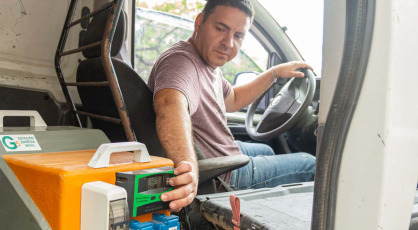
319, 0, 418, 229
0, 0, 417, 229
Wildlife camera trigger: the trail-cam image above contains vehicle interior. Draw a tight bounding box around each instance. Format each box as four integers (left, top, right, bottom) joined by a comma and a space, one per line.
66, 1, 317, 228
1, 0, 417, 229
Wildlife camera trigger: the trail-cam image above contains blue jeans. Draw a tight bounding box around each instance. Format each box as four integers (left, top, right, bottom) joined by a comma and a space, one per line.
230, 141, 316, 190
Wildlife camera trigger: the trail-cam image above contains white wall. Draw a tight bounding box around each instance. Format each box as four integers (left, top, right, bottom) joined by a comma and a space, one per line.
0, 0, 91, 103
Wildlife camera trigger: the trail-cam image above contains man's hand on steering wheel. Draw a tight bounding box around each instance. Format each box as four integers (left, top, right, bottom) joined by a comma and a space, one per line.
246, 61, 316, 141
271, 61, 314, 79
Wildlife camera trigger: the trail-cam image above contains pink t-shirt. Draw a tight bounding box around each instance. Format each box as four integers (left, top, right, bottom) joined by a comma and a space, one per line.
148, 41, 242, 183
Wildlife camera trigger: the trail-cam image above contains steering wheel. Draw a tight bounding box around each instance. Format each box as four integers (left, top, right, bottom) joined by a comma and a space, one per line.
245, 68, 316, 141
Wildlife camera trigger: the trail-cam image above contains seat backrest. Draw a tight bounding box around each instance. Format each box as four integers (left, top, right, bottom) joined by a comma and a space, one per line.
76, 6, 165, 157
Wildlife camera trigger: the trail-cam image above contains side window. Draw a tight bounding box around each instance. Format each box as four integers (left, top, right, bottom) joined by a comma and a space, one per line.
133, 1, 268, 84
222, 33, 268, 84
134, 7, 193, 82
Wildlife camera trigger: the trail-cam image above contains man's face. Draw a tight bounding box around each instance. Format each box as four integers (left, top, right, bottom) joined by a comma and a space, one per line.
192, 6, 251, 69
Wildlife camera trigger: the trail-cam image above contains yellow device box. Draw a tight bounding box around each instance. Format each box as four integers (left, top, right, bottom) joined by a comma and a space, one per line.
3, 149, 173, 230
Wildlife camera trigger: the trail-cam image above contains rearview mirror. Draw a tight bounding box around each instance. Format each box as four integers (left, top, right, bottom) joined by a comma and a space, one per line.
233, 72, 259, 86
232, 72, 267, 113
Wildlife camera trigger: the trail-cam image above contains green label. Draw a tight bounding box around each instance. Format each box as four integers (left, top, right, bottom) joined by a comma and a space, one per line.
2, 136, 18, 150
0, 135, 41, 152
132, 170, 174, 216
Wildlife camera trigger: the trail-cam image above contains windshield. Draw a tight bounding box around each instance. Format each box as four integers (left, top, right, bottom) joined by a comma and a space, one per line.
257, 0, 324, 76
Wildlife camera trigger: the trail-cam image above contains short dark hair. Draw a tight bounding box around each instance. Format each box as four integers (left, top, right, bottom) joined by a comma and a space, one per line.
202, 0, 255, 24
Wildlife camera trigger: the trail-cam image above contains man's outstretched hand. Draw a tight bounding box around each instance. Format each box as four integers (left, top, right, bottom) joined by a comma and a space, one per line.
272, 61, 314, 79
160, 161, 198, 212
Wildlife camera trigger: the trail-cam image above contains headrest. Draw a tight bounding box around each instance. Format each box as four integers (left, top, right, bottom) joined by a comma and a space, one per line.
81, 3, 126, 58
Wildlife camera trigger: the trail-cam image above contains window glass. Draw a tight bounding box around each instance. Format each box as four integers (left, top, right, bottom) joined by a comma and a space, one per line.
134, 0, 268, 83
258, 0, 324, 76
134, 8, 193, 81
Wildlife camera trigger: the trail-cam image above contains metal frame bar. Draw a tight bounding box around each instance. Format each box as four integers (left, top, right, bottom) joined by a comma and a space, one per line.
75, 111, 122, 124
67, 4, 112, 28
101, 0, 136, 141
59, 41, 101, 57
54, 0, 136, 142
66, 82, 109, 87
54, 0, 82, 127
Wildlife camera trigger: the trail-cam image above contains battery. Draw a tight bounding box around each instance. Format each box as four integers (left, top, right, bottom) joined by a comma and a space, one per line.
116, 166, 175, 216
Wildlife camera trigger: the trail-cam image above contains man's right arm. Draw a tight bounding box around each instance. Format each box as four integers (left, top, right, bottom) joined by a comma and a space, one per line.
153, 88, 198, 212
224, 61, 313, 112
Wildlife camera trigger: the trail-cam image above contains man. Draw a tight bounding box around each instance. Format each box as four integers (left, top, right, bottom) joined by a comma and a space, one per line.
148, 0, 315, 212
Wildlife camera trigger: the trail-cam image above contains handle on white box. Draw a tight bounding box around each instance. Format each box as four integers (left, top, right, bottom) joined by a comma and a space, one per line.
0, 110, 47, 127
88, 142, 151, 168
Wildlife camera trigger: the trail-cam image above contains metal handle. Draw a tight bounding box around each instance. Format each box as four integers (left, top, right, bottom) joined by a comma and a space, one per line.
88, 142, 151, 168
0, 110, 47, 127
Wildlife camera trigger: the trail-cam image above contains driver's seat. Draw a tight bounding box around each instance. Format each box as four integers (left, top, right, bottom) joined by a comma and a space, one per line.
75, 2, 249, 194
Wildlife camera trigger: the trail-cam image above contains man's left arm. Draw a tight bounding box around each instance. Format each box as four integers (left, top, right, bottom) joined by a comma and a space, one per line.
224, 61, 313, 112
